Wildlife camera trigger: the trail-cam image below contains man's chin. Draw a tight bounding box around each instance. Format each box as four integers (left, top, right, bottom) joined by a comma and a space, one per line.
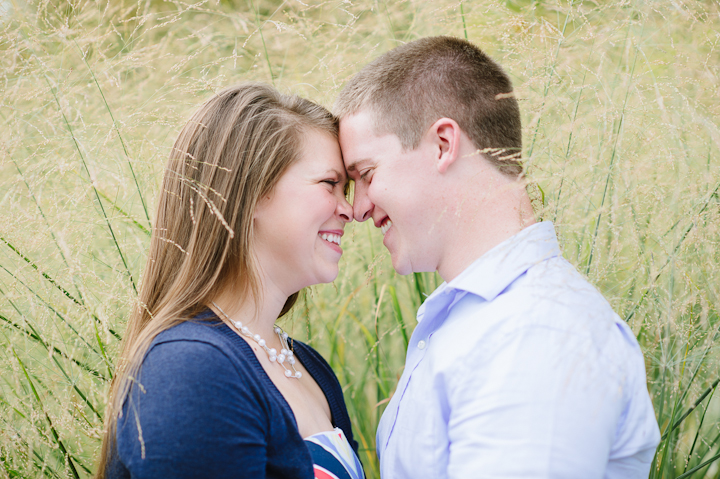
391, 253, 437, 276
390, 255, 413, 276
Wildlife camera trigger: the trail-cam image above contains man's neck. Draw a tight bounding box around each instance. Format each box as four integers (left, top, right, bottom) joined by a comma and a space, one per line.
436, 178, 536, 282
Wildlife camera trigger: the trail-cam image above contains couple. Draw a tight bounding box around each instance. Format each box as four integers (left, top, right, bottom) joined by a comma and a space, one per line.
97, 37, 660, 479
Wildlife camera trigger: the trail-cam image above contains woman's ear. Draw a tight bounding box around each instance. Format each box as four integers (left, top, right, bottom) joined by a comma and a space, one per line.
429, 118, 461, 174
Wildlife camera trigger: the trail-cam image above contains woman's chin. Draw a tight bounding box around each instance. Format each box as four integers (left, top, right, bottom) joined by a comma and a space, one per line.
308, 266, 340, 287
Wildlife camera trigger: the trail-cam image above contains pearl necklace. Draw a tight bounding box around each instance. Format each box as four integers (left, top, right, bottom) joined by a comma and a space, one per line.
212, 301, 302, 379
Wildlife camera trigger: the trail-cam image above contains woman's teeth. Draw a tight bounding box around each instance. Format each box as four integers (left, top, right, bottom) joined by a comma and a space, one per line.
320, 233, 341, 245
380, 220, 392, 236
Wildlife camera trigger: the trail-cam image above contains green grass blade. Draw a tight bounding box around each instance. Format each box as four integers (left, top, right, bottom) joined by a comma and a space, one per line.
0, 271, 104, 357
73, 40, 151, 229
460, 2, 468, 40
661, 378, 719, 441
676, 452, 720, 479
553, 69, 587, 222
12, 349, 80, 479
0, 311, 106, 380
526, 1, 575, 160
96, 189, 151, 236
94, 321, 113, 380
683, 382, 719, 474
585, 40, 639, 275
45, 76, 138, 295
412, 273, 426, 306
0, 236, 122, 340
250, 0, 275, 85
0, 236, 83, 307
625, 178, 720, 323
388, 285, 408, 352
11, 159, 84, 302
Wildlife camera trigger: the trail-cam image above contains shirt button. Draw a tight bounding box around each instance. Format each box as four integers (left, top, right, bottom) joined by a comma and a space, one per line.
417, 340, 426, 350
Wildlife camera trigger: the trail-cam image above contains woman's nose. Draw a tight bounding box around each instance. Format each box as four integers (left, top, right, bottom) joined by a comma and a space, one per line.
337, 195, 353, 223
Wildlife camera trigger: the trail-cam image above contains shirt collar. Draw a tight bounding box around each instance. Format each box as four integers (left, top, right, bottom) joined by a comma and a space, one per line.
446, 221, 561, 301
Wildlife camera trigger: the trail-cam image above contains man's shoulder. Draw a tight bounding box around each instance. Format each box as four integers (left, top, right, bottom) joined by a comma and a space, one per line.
500, 255, 619, 327
451, 254, 613, 321
440, 254, 641, 365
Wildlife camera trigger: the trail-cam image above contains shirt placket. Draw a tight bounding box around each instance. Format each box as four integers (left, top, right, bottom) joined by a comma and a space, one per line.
381, 288, 457, 457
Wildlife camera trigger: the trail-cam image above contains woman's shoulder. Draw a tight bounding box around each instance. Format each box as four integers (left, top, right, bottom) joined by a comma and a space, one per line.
143, 315, 258, 380
154, 315, 226, 344
151, 309, 240, 349
115, 318, 302, 478
120, 317, 274, 440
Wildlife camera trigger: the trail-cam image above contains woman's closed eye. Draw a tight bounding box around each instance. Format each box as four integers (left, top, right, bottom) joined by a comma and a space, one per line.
323, 177, 350, 190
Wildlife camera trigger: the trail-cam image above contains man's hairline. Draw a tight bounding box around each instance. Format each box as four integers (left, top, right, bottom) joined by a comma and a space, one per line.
338, 104, 424, 157
338, 102, 525, 178
339, 115, 526, 183
338, 104, 411, 174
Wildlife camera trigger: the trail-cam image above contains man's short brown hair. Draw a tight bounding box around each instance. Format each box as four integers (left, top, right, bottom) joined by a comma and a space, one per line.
335, 36, 523, 177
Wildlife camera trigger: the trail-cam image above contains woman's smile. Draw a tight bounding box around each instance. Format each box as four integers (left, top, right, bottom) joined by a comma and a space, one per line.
319, 230, 343, 254
252, 129, 352, 293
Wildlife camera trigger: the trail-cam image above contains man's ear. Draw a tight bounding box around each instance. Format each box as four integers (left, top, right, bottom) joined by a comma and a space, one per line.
429, 118, 461, 174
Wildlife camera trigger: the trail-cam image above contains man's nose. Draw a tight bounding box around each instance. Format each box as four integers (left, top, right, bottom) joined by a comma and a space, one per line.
352, 186, 373, 222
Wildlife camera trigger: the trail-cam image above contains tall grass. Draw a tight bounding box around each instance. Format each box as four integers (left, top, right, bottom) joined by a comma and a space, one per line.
0, 0, 718, 477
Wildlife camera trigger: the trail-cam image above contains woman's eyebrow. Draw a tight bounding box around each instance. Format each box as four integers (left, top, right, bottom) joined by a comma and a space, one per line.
325, 168, 347, 181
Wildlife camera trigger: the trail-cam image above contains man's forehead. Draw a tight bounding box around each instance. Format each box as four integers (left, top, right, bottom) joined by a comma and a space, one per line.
340, 115, 374, 168
341, 113, 409, 153
339, 109, 380, 137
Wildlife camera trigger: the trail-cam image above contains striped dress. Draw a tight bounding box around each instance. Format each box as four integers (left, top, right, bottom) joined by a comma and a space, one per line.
305, 428, 364, 479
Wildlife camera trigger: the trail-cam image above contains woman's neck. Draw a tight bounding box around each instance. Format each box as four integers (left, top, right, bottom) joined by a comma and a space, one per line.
209, 279, 289, 341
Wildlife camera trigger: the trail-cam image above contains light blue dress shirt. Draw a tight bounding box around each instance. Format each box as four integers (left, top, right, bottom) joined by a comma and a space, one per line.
376, 222, 660, 479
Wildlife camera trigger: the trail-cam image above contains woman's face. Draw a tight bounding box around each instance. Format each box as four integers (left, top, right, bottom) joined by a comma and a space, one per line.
253, 129, 352, 295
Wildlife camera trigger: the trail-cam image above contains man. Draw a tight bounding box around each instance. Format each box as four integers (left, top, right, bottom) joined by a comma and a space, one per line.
335, 36, 660, 478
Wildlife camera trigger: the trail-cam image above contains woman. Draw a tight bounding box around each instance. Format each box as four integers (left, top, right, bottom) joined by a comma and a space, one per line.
96, 83, 363, 479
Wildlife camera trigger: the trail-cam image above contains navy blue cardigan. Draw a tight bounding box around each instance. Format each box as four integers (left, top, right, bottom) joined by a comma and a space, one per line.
107, 312, 358, 478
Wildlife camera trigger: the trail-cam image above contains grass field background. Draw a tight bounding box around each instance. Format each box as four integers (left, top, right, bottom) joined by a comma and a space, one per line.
1, 0, 719, 477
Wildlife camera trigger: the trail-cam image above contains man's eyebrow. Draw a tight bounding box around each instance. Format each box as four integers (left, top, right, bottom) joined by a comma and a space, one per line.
345, 159, 371, 173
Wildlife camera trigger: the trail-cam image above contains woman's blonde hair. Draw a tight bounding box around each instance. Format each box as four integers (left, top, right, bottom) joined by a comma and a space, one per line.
95, 82, 338, 477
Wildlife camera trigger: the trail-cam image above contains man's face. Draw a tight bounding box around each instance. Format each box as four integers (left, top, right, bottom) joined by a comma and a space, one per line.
339, 110, 443, 275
